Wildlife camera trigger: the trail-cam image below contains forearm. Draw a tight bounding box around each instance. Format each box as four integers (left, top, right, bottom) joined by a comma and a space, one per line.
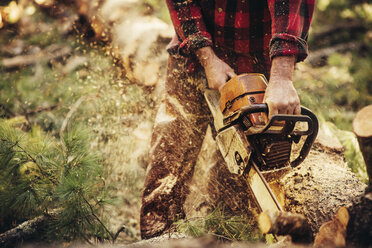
265, 55, 300, 117
195, 46, 236, 90
195, 46, 215, 67
270, 56, 296, 82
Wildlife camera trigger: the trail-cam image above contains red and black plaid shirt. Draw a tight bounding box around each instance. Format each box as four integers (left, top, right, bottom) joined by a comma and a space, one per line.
166, 0, 314, 77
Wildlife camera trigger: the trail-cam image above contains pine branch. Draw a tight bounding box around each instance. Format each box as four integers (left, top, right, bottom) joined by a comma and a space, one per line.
82, 196, 114, 242
113, 226, 126, 243
0, 104, 59, 119
13, 141, 57, 185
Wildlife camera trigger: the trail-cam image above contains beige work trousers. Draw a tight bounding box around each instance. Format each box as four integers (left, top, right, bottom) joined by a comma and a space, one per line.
140, 55, 254, 239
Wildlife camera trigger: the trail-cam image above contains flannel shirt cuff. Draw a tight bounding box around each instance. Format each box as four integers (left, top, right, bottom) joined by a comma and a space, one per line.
178, 32, 213, 56
270, 33, 308, 62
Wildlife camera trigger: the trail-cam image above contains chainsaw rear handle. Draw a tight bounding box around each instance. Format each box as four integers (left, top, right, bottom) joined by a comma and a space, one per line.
224, 103, 319, 167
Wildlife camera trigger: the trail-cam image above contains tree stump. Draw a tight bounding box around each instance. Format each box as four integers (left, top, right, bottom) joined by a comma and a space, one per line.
353, 104, 372, 184
345, 105, 372, 247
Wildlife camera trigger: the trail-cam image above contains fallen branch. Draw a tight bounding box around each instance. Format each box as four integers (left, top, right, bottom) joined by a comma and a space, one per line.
59, 95, 90, 137
25, 104, 59, 116
0, 212, 56, 247
1, 44, 72, 69
312, 22, 366, 42
307, 41, 363, 65
0, 104, 16, 117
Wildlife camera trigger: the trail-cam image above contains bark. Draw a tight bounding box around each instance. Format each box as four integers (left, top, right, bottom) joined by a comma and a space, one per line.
1, 45, 72, 69
313, 207, 349, 248
0, 213, 54, 247
346, 189, 372, 247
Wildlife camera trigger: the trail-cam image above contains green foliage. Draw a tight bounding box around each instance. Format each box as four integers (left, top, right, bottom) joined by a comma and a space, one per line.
0, 119, 112, 241
319, 122, 368, 183
0, 5, 151, 241
295, 52, 368, 130
175, 207, 263, 242
294, 0, 372, 180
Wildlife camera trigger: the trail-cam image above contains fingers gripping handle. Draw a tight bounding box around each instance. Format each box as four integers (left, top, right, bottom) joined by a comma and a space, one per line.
225, 103, 319, 167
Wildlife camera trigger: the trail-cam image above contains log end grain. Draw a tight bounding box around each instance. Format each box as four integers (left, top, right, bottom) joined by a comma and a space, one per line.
353, 105, 372, 138
314, 207, 349, 248
353, 104, 372, 182
258, 211, 312, 243
258, 212, 272, 234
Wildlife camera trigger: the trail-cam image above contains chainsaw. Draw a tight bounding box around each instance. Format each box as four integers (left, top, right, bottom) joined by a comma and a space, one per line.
204, 74, 319, 238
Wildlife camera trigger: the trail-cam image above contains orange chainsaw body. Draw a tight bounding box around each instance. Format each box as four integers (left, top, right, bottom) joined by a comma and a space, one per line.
219, 73, 267, 125
216, 73, 318, 171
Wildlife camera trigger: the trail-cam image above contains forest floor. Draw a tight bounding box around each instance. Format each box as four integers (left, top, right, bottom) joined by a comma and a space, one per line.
0, 5, 153, 243
0, 1, 369, 247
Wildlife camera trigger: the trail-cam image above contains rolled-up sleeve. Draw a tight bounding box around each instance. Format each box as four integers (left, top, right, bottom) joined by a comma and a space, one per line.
166, 0, 213, 56
267, 0, 315, 62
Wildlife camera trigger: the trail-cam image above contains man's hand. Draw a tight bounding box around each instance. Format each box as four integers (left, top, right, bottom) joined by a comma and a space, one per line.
264, 56, 300, 119
196, 47, 236, 90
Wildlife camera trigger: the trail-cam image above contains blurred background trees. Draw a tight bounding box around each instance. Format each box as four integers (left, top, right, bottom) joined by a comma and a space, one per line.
294, 0, 372, 181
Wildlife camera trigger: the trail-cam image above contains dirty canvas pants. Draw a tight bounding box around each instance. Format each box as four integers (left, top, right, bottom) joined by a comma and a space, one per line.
140, 55, 212, 239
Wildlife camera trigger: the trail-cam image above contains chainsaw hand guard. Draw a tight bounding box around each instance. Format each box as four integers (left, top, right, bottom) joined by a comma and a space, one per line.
223, 103, 319, 168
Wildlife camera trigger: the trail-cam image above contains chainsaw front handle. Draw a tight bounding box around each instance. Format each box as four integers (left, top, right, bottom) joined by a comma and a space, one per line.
223, 103, 319, 167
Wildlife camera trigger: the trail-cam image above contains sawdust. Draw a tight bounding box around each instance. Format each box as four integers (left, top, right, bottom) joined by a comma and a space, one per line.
185, 122, 366, 237
282, 140, 366, 233
72, 0, 368, 244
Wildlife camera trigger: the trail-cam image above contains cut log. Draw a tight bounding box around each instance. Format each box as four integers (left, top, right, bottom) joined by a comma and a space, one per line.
185, 124, 366, 239
353, 105, 372, 184
258, 211, 312, 243
346, 190, 372, 247
346, 105, 372, 247
313, 207, 349, 248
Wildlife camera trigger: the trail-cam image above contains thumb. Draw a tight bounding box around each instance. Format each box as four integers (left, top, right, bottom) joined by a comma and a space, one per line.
226, 70, 237, 80
266, 101, 278, 120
